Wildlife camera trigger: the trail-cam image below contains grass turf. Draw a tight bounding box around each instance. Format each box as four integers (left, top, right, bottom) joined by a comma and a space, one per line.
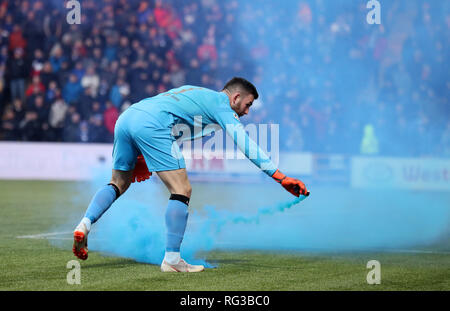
0, 180, 449, 291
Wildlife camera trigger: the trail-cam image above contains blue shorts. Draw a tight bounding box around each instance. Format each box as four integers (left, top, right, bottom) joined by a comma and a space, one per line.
112, 106, 186, 172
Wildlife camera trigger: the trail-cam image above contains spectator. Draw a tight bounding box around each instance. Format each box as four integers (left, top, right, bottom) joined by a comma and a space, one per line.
31, 49, 45, 76
72, 39, 87, 62
109, 78, 129, 109
197, 37, 217, 63
80, 121, 89, 143
88, 102, 107, 143
71, 61, 86, 82
7, 48, 27, 102
169, 63, 185, 87
91, 47, 106, 68
117, 36, 132, 60
103, 100, 118, 142
81, 66, 100, 97
103, 35, 118, 63
43, 9, 63, 51
2, 13, 14, 36
78, 86, 96, 121
48, 98, 68, 141
49, 43, 65, 73
154, 0, 183, 39
1, 106, 19, 140
8, 25, 27, 52
45, 80, 59, 102
39, 62, 58, 89
12, 98, 25, 130
25, 75, 45, 97
63, 74, 83, 105
63, 111, 82, 142
31, 95, 50, 139
20, 110, 39, 141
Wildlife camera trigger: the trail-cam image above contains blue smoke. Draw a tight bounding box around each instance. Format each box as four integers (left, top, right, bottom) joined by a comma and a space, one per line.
74, 168, 449, 268
85, 171, 310, 267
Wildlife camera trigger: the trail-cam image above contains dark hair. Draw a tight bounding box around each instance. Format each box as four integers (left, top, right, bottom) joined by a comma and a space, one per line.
222, 77, 259, 100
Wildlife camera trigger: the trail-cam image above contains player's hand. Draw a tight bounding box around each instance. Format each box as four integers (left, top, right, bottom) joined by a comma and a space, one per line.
272, 169, 309, 197
131, 155, 152, 183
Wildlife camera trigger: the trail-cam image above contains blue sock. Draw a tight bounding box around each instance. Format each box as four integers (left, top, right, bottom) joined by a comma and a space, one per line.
84, 184, 118, 224
165, 199, 189, 252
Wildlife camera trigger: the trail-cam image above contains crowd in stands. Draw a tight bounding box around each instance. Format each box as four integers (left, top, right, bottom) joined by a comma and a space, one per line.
0, 0, 246, 144
0, 0, 448, 157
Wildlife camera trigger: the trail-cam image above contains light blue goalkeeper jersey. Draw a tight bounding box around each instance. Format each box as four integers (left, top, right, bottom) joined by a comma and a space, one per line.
131, 85, 277, 177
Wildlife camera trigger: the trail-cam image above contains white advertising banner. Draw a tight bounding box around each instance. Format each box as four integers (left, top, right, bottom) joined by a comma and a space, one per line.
0, 142, 112, 180
351, 156, 450, 191
0, 142, 313, 181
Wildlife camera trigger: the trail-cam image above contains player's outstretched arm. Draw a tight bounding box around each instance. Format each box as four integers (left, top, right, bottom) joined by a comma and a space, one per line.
131, 155, 152, 183
215, 108, 309, 197
271, 169, 309, 197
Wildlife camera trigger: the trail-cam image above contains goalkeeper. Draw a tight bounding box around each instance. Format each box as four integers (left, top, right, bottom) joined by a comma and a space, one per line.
73, 77, 309, 272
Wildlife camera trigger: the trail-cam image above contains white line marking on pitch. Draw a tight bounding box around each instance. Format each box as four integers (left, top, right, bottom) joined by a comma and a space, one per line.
16, 231, 73, 239
16, 231, 104, 241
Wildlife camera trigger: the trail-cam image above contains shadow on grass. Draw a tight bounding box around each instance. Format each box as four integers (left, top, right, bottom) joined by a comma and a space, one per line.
81, 256, 156, 269
206, 258, 248, 265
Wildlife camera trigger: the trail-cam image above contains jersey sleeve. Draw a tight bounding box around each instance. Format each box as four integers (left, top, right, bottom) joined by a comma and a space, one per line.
214, 108, 277, 177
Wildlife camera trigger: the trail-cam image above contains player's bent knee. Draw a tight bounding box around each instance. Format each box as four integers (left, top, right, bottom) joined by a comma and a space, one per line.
108, 182, 122, 198
109, 180, 130, 196
111, 169, 133, 195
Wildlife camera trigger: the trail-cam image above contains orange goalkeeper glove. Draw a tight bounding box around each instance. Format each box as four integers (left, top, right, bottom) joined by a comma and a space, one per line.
272, 169, 309, 197
131, 155, 152, 183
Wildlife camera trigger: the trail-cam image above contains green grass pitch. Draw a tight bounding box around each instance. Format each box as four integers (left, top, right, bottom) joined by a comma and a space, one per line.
0, 180, 449, 291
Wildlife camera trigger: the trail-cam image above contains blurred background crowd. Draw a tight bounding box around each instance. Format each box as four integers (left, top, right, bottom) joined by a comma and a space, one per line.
0, 0, 448, 157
